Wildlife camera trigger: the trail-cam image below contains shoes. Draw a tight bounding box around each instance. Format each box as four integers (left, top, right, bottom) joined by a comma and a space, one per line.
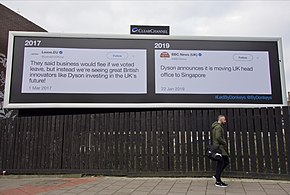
215, 181, 228, 188
213, 175, 228, 187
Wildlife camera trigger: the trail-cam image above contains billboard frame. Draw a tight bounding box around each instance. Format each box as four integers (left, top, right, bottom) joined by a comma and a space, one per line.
4, 31, 287, 108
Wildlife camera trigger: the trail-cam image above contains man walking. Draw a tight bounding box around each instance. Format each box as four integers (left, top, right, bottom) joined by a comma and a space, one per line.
211, 115, 229, 187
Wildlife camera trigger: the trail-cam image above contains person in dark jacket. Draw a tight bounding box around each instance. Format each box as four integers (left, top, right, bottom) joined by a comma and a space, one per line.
211, 115, 229, 187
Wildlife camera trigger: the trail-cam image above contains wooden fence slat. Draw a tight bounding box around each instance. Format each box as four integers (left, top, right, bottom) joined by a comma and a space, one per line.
104, 113, 108, 170
49, 115, 56, 169
180, 110, 186, 173
11, 118, 17, 169
105, 113, 110, 169
168, 110, 174, 171
4, 118, 9, 169
129, 112, 135, 172
56, 115, 62, 169
57, 115, 64, 169
135, 112, 141, 172
253, 109, 264, 173
197, 110, 204, 172
125, 112, 130, 171
44, 115, 49, 169
246, 109, 257, 173
32, 116, 39, 169
240, 109, 250, 172
48, 115, 53, 169
86, 114, 91, 169
7, 118, 14, 169
203, 110, 210, 171
157, 110, 164, 171
163, 110, 169, 171
18, 117, 24, 169
234, 109, 243, 171
98, 113, 102, 169
84, 114, 89, 169
12, 118, 20, 169
152, 111, 157, 172
96, 114, 101, 170
275, 107, 286, 174
191, 110, 198, 171
112, 113, 116, 169
2, 119, 7, 169
185, 110, 192, 172
24, 116, 31, 169
33, 116, 39, 169
74, 114, 80, 169
174, 110, 180, 172
95, 113, 101, 170
111, 112, 118, 170
81, 114, 87, 170
37, 116, 44, 169
63, 115, 71, 169
91, 114, 97, 169
146, 111, 152, 171
61, 115, 67, 169
71, 115, 78, 169
26, 116, 33, 170
261, 108, 272, 173
2, 119, 7, 166
40, 116, 47, 169
268, 108, 279, 173
75, 114, 81, 169
69, 115, 75, 169
4, 119, 9, 169
21, 116, 29, 169
141, 111, 146, 171
15, 117, 21, 169
88, 114, 94, 169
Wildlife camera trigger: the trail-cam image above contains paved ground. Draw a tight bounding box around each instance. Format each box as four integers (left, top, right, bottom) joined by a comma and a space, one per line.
1, 176, 290, 195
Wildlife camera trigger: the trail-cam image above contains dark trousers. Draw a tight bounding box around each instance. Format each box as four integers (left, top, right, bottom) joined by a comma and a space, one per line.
215, 155, 229, 182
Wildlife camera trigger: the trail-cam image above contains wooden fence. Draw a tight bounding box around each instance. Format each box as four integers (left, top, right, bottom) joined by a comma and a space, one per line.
1, 107, 290, 179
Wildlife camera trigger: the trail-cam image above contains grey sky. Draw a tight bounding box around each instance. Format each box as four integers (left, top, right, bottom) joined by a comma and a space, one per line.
2, 0, 290, 90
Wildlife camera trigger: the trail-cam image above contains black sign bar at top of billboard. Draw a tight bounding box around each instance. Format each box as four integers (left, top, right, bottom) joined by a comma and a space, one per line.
130, 25, 170, 35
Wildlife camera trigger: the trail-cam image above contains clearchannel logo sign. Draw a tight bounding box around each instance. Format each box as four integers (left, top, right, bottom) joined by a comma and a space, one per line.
130, 25, 170, 35
132, 27, 139, 33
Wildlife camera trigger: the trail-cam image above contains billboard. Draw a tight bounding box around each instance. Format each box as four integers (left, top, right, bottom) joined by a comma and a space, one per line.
4, 32, 287, 108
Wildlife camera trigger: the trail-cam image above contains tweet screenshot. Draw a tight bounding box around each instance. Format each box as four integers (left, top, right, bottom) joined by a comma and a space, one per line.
21, 47, 147, 94
155, 50, 271, 94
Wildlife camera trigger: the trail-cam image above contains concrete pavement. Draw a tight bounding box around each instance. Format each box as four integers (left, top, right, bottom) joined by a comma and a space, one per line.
1, 176, 290, 195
